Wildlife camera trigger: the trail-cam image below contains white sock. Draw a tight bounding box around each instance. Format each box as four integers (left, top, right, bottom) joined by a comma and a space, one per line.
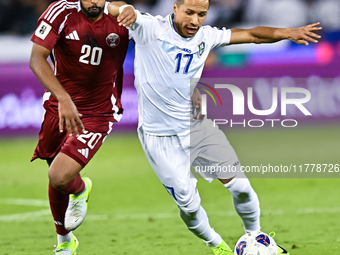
180, 205, 221, 247
57, 232, 72, 244
206, 232, 222, 248
224, 174, 261, 232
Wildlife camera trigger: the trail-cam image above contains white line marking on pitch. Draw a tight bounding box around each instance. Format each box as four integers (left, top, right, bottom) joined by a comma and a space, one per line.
1, 198, 340, 222
0, 209, 51, 221
0, 198, 49, 207
0, 198, 109, 222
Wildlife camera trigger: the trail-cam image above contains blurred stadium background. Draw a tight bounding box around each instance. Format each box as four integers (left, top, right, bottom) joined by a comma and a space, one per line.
0, 0, 339, 254
1, 0, 340, 135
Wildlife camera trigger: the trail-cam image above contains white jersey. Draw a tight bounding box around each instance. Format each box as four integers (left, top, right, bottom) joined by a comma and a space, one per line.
130, 11, 231, 135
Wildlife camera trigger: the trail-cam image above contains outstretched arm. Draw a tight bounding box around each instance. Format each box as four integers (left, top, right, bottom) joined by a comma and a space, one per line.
230, 22, 322, 46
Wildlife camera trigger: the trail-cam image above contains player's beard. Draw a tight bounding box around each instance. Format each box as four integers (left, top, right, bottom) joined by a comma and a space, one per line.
80, 1, 104, 19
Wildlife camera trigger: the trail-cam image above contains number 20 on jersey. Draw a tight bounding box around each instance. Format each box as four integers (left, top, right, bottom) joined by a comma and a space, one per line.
79, 45, 103, 66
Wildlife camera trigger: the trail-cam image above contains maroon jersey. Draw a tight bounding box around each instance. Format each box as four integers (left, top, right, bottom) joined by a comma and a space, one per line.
31, 0, 129, 122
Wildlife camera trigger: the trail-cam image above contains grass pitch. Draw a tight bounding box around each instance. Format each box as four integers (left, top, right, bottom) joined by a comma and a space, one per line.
0, 125, 339, 254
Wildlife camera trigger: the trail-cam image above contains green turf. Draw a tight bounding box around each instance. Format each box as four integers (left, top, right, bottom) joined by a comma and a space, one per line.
0, 125, 339, 254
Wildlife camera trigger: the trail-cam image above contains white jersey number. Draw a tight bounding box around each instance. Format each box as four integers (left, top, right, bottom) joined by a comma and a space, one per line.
79, 45, 103, 66
77, 130, 103, 149
175, 53, 193, 74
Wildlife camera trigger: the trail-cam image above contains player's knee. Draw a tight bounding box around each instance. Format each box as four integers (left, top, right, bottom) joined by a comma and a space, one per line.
225, 174, 254, 203
234, 182, 251, 201
48, 169, 70, 189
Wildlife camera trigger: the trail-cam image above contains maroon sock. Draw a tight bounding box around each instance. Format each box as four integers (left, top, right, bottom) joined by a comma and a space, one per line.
48, 174, 85, 235
62, 174, 85, 195
48, 183, 70, 235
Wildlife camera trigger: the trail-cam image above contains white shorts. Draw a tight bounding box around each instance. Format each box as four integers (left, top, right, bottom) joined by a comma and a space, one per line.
138, 118, 240, 206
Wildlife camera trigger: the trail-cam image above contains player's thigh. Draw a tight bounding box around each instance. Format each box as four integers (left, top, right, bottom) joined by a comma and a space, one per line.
138, 128, 197, 205
191, 119, 240, 181
48, 116, 113, 184
60, 116, 114, 169
32, 111, 68, 161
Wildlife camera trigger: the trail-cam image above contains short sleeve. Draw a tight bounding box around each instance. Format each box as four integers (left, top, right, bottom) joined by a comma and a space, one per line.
205, 26, 232, 49
30, 2, 66, 51
128, 10, 163, 46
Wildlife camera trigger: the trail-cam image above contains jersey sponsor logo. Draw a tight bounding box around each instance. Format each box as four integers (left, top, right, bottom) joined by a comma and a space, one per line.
106, 33, 120, 48
35, 21, 52, 40
182, 48, 192, 53
66, 30, 80, 40
162, 40, 176, 52
198, 41, 205, 56
78, 148, 89, 159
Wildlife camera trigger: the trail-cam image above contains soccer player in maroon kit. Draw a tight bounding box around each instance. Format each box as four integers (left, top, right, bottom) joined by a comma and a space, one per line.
30, 0, 128, 254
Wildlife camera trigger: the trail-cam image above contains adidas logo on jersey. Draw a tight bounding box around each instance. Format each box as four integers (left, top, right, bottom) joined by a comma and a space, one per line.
78, 148, 89, 158
66, 30, 80, 40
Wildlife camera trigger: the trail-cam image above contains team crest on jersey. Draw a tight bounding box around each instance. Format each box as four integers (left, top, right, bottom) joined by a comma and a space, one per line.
198, 41, 205, 56
106, 33, 120, 48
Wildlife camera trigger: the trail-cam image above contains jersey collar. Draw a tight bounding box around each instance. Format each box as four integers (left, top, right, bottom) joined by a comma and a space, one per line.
169, 14, 178, 33
104, 2, 109, 15
77, 1, 81, 11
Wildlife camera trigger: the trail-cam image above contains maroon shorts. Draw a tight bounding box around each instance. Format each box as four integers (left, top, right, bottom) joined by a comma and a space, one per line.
31, 111, 113, 168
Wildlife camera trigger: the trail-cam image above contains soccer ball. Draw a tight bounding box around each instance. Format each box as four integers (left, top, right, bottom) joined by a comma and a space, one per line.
234, 231, 278, 255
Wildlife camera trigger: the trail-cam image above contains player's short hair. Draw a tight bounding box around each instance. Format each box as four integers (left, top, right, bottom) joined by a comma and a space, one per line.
176, 0, 210, 8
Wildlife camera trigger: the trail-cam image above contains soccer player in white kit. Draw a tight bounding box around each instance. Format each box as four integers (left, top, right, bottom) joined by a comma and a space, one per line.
109, 1, 321, 254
